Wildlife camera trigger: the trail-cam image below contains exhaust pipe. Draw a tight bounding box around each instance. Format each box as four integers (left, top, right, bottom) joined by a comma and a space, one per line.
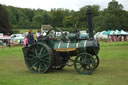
87, 9, 94, 39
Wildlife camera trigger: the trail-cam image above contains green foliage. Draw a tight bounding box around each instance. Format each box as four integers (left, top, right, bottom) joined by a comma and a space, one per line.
32, 15, 44, 28
51, 8, 65, 27
42, 12, 52, 25
23, 8, 34, 22
108, 0, 123, 10
63, 16, 73, 27
100, 41, 128, 47
0, 4, 12, 34
1, 0, 128, 32
94, 0, 128, 31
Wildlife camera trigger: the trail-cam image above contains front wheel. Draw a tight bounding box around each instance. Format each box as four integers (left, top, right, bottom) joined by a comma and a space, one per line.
74, 53, 96, 75
93, 55, 100, 68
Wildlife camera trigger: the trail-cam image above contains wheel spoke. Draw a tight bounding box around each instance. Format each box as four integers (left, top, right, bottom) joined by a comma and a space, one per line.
34, 48, 38, 56
41, 59, 49, 63
38, 63, 41, 73
41, 53, 49, 58
91, 63, 95, 67
39, 47, 44, 55
43, 63, 48, 69
76, 63, 81, 66
42, 56, 50, 62
42, 49, 46, 54
75, 60, 81, 63
30, 62, 38, 70
88, 64, 91, 70
31, 54, 36, 58
78, 66, 82, 71
83, 68, 86, 72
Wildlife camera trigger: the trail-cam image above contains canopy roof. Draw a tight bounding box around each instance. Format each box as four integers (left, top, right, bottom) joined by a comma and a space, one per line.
0, 36, 11, 39
96, 30, 128, 35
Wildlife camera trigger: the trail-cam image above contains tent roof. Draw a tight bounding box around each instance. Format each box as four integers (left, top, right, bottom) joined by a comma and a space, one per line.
97, 30, 128, 35
0, 36, 11, 39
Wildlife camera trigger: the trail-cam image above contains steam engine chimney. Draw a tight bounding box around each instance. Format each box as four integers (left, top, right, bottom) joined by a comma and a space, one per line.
87, 9, 94, 39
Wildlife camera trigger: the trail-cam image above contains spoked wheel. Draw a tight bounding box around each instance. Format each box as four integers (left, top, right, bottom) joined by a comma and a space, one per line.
74, 53, 96, 75
93, 55, 100, 68
46, 28, 66, 40
24, 43, 53, 73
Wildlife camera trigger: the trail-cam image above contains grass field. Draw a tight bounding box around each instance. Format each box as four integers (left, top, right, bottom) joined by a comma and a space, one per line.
0, 43, 128, 85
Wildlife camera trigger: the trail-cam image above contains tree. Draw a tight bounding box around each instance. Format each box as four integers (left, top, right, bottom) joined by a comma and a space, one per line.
7, 8, 17, 25
0, 4, 12, 34
63, 16, 73, 27
42, 12, 52, 25
23, 8, 34, 22
108, 0, 123, 10
17, 10, 30, 28
94, 0, 128, 31
32, 15, 44, 28
78, 5, 100, 29
2, 1, 128, 32
51, 8, 65, 27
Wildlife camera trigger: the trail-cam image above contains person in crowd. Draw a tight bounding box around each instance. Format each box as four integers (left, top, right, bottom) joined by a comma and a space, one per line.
23, 36, 28, 47
36, 29, 43, 41
0, 40, 3, 48
6, 39, 11, 48
36, 29, 42, 37
27, 29, 35, 46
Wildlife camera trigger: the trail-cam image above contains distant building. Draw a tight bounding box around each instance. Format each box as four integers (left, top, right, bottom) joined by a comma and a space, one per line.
41, 25, 53, 36
41, 25, 53, 31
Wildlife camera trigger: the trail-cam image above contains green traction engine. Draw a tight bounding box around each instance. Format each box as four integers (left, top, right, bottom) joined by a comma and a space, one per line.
22, 10, 100, 75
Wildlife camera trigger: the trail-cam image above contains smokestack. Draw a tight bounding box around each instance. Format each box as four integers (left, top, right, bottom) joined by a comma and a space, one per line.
87, 9, 94, 39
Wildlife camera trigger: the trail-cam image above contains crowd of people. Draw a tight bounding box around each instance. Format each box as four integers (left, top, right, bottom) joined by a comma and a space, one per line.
0, 29, 42, 48
23, 29, 42, 47
0, 39, 11, 48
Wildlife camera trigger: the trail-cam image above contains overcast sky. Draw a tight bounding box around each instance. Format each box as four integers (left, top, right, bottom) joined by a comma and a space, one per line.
0, 0, 128, 11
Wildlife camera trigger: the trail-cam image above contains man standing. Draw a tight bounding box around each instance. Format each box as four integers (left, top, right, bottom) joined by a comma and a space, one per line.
27, 29, 34, 46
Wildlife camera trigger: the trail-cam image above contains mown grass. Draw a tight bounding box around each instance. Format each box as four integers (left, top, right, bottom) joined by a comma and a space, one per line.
100, 41, 128, 47
0, 42, 128, 85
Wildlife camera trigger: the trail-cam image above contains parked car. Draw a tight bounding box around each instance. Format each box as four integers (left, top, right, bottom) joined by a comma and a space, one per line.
11, 34, 24, 44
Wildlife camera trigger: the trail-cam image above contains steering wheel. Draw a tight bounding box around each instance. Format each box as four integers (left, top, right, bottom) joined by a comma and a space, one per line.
46, 28, 66, 40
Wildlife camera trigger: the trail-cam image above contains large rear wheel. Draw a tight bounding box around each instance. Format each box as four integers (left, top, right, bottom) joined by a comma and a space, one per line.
24, 43, 53, 73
